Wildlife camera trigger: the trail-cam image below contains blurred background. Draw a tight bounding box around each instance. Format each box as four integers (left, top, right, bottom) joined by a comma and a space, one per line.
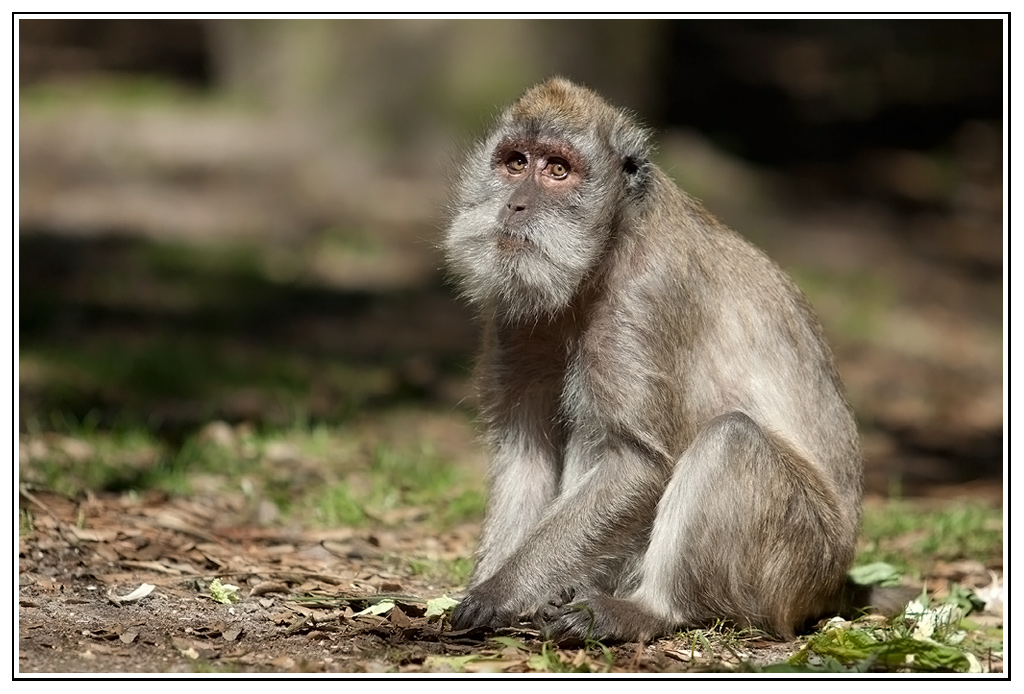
18, 18, 1004, 512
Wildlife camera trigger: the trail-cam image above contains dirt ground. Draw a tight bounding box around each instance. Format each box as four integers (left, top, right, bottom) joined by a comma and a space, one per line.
17, 94, 1004, 675
22, 481, 1002, 675
17, 485, 808, 674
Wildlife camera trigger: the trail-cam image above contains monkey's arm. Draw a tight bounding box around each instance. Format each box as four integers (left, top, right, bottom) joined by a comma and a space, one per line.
469, 435, 561, 586
451, 439, 665, 630
468, 321, 570, 587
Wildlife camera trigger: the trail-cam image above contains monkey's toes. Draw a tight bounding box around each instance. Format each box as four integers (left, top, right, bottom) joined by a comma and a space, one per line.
544, 596, 672, 643
530, 586, 579, 625
531, 601, 566, 627
541, 602, 610, 642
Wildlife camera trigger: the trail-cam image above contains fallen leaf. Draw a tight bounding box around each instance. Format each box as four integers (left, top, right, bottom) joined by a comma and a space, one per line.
464, 659, 518, 673
69, 527, 119, 542
171, 636, 218, 660
82, 629, 121, 641
109, 583, 156, 605
389, 606, 412, 628
425, 595, 458, 618
353, 600, 395, 617
120, 560, 187, 576
849, 562, 903, 586
250, 581, 288, 597
664, 648, 701, 662
489, 636, 528, 653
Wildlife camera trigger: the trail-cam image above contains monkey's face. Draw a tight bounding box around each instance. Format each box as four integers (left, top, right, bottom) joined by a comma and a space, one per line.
445, 79, 651, 321
445, 131, 620, 320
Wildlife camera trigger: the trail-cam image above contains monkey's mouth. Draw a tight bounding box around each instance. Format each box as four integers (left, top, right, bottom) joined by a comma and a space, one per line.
496, 230, 533, 252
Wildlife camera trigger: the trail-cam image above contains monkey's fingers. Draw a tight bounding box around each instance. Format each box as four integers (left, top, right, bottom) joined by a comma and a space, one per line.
450, 595, 518, 631
449, 598, 485, 630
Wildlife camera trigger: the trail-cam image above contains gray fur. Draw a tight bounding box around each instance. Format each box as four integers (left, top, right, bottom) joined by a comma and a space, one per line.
445, 78, 862, 641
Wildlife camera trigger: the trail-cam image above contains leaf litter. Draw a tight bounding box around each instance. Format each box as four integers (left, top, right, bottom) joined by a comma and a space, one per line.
19, 483, 1002, 674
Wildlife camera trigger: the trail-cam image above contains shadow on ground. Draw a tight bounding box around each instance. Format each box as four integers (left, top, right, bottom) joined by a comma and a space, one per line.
20, 229, 477, 442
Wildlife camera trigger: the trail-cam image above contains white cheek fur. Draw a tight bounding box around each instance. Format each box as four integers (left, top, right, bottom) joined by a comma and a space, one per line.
444, 203, 602, 319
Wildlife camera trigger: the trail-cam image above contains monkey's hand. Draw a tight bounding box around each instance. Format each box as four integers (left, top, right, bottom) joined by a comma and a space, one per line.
450, 585, 523, 631
451, 577, 578, 631
450, 571, 537, 630
540, 594, 674, 644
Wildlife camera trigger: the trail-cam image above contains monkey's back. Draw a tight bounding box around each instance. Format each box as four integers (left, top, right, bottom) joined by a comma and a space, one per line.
605, 169, 862, 508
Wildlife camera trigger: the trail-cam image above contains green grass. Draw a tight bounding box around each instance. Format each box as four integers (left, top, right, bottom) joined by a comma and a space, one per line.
526, 641, 614, 674
310, 442, 485, 530
778, 594, 998, 673
20, 409, 483, 532
407, 557, 474, 586
316, 482, 370, 527
858, 501, 1003, 573
653, 587, 1001, 674
19, 508, 34, 536
21, 230, 475, 428
21, 414, 172, 496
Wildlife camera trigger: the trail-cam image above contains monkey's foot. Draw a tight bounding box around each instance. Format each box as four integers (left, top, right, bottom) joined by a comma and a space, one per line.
541, 595, 675, 644
455, 583, 582, 631
529, 585, 580, 625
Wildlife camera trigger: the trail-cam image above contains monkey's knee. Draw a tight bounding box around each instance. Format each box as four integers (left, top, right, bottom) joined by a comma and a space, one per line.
643, 411, 853, 636
690, 411, 776, 462
704, 411, 760, 433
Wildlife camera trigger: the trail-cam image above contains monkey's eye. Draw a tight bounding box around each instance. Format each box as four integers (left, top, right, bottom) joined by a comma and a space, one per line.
506, 154, 527, 173
549, 160, 570, 179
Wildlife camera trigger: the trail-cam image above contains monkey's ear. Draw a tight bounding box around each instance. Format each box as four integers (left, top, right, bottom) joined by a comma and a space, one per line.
621, 155, 651, 196
611, 116, 652, 193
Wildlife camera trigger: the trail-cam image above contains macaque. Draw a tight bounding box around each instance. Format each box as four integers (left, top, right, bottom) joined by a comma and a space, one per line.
443, 77, 865, 642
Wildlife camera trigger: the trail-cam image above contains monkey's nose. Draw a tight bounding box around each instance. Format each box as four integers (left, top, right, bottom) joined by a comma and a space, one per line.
500, 202, 527, 224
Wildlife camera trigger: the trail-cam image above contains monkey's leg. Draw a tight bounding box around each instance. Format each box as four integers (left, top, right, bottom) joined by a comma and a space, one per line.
548, 411, 855, 642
